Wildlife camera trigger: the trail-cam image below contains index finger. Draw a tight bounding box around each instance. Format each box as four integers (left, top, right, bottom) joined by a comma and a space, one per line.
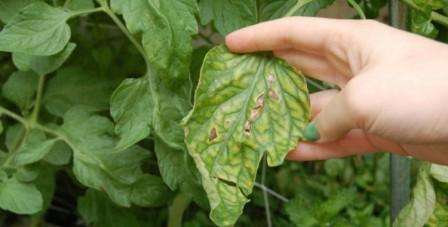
225, 17, 358, 54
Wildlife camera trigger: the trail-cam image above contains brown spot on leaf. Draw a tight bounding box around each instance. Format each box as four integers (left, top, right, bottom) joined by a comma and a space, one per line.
244, 121, 251, 135
268, 74, 275, 87
269, 90, 279, 100
209, 127, 217, 141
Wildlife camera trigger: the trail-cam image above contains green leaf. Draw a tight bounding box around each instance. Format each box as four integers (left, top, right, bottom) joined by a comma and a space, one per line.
78, 189, 140, 227
44, 140, 72, 166
153, 79, 192, 149
13, 130, 58, 166
112, 0, 198, 86
199, 0, 257, 35
33, 165, 56, 212
183, 45, 310, 226
66, 0, 95, 10
12, 42, 76, 76
59, 106, 149, 206
44, 66, 119, 117
199, 0, 334, 35
0, 2, 72, 55
2, 71, 39, 111
394, 165, 436, 227
0, 177, 43, 214
410, 9, 438, 38
110, 77, 153, 150
0, 0, 39, 24
430, 164, 448, 183
130, 174, 172, 207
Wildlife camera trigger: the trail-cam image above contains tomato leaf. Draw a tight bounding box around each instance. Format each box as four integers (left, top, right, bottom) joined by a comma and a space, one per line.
183, 45, 310, 225
0, 2, 72, 55
2, 71, 39, 112
0, 177, 43, 214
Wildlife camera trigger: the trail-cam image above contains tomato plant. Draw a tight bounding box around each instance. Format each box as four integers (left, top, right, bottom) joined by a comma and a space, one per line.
0, 0, 447, 226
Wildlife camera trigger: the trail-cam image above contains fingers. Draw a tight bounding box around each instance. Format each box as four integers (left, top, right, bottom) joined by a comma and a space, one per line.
275, 49, 349, 86
226, 17, 356, 54
310, 89, 339, 117
288, 130, 407, 161
304, 90, 358, 142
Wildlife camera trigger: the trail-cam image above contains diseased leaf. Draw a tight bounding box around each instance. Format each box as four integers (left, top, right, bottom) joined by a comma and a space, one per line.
183, 45, 310, 225
394, 165, 436, 227
2, 71, 39, 111
0, 0, 39, 24
44, 66, 119, 117
12, 42, 76, 76
0, 177, 43, 214
0, 2, 72, 55
110, 77, 153, 150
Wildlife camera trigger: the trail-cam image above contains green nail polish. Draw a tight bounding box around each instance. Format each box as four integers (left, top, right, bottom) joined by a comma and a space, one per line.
304, 122, 320, 141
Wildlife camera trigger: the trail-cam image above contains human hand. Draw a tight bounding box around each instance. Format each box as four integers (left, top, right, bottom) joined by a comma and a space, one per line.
225, 17, 448, 165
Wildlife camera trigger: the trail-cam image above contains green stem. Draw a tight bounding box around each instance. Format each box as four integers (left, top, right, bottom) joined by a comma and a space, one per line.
3, 129, 29, 168
102, 5, 149, 65
261, 156, 272, 227
63, 0, 72, 8
70, 7, 105, 18
0, 106, 29, 127
30, 75, 45, 125
347, 0, 366, 19
284, 0, 316, 17
400, 0, 448, 27
168, 193, 191, 227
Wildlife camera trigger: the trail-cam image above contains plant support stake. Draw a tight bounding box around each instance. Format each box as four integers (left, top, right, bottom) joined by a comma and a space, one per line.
389, 1, 411, 223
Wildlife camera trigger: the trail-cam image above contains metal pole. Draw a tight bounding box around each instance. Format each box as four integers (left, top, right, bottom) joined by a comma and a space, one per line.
389, 0, 411, 223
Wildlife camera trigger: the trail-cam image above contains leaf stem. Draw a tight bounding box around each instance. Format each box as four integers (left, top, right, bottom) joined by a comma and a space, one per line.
0, 106, 29, 127
168, 193, 191, 227
101, 5, 149, 65
400, 0, 448, 27
284, 0, 316, 17
70, 7, 105, 18
30, 75, 45, 125
254, 182, 290, 202
261, 156, 272, 227
347, 0, 366, 19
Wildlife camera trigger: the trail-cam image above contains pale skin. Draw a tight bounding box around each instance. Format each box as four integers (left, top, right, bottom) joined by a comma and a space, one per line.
225, 17, 448, 165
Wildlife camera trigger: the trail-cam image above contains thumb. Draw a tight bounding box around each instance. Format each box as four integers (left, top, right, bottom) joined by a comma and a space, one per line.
304, 92, 358, 142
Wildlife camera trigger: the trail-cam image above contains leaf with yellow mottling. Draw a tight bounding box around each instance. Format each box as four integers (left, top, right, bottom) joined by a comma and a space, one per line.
183, 45, 310, 226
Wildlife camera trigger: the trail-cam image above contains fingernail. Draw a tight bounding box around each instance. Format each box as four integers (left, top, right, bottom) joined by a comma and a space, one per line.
304, 122, 320, 141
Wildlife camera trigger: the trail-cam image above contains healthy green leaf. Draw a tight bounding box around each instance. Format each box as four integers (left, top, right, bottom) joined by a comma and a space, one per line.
410, 9, 438, 38
394, 165, 436, 227
110, 77, 153, 150
183, 45, 310, 225
198, 0, 257, 35
430, 164, 448, 183
44, 66, 119, 117
12, 42, 76, 76
0, 2, 72, 55
13, 130, 58, 166
78, 189, 140, 227
44, 140, 72, 166
0, 177, 43, 214
66, 0, 95, 10
0, 0, 39, 24
130, 174, 172, 207
111, 0, 198, 86
59, 106, 150, 207
2, 71, 39, 111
